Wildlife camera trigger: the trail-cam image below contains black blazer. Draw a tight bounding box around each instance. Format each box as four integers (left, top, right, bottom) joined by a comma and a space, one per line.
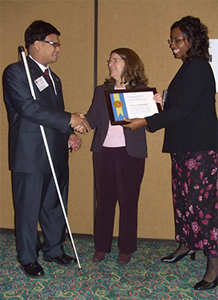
85, 84, 148, 158
3, 56, 73, 173
146, 57, 217, 153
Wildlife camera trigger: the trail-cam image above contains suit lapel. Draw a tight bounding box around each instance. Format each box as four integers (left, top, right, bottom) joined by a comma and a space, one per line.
27, 56, 44, 82
50, 70, 62, 99
26, 57, 60, 103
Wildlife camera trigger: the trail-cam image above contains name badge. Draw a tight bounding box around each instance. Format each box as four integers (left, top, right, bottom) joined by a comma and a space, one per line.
34, 76, 49, 92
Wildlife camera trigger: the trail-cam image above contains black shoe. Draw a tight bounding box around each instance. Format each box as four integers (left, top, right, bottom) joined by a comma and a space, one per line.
20, 261, 45, 278
194, 276, 218, 290
161, 250, 196, 263
43, 253, 77, 265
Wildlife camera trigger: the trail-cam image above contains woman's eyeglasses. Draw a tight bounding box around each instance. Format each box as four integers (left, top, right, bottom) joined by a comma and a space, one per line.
167, 38, 184, 45
107, 58, 123, 64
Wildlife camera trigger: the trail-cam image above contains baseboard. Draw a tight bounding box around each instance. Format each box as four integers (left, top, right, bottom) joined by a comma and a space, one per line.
0, 228, 175, 243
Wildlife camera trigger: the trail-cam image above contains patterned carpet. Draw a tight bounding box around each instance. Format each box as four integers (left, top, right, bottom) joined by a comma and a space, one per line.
0, 231, 217, 299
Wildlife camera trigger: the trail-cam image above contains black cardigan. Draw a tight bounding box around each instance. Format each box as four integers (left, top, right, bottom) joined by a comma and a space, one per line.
146, 57, 217, 153
85, 84, 148, 158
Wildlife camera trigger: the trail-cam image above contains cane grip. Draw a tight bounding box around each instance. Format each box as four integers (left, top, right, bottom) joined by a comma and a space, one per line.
18, 46, 25, 53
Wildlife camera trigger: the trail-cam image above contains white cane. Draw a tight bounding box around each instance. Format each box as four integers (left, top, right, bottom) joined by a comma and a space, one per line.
18, 46, 82, 270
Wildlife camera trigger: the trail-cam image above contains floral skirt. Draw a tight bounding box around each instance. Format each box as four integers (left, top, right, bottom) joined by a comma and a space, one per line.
171, 150, 218, 257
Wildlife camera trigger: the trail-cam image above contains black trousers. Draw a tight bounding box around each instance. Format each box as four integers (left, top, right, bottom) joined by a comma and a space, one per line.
93, 147, 145, 254
12, 171, 69, 265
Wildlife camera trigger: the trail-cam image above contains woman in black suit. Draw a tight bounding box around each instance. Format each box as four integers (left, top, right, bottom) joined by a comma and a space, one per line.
85, 48, 149, 265
124, 16, 218, 290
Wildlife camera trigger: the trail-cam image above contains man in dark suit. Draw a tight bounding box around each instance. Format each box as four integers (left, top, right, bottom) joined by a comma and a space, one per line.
3, 20, 90, 278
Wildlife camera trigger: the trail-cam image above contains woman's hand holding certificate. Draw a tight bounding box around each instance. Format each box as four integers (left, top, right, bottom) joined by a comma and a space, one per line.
122, 117, 147, 131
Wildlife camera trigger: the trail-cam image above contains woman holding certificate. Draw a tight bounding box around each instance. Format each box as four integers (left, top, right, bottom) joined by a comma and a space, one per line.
123, 16, 218, 290
85, 48, 149, 265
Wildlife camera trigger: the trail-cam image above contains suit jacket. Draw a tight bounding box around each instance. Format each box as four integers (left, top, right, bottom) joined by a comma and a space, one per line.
85, 84, 148, 158
146, 57, 217, 153
3, 56, 73, 173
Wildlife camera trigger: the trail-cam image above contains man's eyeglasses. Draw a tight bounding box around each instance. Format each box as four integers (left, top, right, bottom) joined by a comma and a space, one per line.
42, 40, 61, 48
167, 38, 184, 45
107, 58, 123, 64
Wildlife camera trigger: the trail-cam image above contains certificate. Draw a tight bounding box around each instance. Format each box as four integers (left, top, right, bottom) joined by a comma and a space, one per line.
105, 88, 161, 125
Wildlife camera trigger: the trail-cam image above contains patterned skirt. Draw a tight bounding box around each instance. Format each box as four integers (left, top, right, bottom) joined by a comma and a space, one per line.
171, 150, 218, 258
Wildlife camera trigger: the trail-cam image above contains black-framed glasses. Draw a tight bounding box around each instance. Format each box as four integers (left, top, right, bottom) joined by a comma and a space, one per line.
42, 40, 61, 48
167, 38, 184, 45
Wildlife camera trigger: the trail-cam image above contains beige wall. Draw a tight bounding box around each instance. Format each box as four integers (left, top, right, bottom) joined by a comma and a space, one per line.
1, 0, 217, 240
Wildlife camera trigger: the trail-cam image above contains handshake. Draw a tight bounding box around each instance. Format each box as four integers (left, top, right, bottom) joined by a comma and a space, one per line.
70, 113, 91, 134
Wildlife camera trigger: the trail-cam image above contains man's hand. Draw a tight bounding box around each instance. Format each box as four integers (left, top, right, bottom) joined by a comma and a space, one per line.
122, 118, 147, 131
68, 134, 82, 153
70, 113, 91, 134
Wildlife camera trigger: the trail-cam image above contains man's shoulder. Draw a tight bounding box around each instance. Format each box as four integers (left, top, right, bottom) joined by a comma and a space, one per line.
3, 58, 40, 79
3, 61, 24, 80
4, 60, 22, 72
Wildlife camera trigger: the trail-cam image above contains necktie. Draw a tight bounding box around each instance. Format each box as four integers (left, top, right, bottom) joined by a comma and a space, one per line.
44, 69, 54, 91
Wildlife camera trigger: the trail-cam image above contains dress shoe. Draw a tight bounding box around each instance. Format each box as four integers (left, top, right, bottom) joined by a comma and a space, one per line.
161, 250, 195, 263
117, 253, 131, 265
43, 253, 76, 265
194, 276, 218, 290
20, 261, 45, 278
92, 251, 105, 262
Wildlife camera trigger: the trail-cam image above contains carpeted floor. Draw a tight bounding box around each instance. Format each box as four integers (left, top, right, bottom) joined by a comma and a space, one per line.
0, 231, 217, 299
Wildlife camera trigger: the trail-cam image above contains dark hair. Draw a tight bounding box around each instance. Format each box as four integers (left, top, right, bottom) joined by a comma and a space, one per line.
171, 16, 209, 61
25, 20, 60, 49
104, 48, 148, 89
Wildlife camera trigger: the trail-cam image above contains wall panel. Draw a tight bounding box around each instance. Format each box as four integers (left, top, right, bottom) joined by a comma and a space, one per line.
97, 0, 218, 239
1, 0, 217, 240
0, 0, 95, 234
